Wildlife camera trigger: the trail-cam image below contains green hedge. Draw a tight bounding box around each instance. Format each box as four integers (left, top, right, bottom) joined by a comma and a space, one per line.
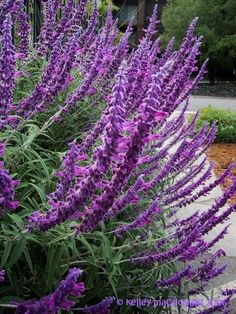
194, 106, 236, 143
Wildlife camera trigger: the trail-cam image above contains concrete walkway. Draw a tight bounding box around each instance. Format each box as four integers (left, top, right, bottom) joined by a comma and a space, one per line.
170, 102, 236, 257
172, 153, 236, 257
169, 109, 236, 311
180, 96, 236, 112
169, 152, 236, 312
177, 97, 236, 257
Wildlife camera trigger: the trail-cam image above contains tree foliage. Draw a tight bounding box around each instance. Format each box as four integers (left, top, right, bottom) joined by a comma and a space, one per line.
162, 0, 236, 78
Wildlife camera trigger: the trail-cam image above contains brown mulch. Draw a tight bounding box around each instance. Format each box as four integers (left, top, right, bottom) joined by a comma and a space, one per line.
206, 143, 236, 204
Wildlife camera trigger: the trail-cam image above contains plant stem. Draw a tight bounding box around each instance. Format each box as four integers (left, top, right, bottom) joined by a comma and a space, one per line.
22, 110, 60, 150
0, 304, 17, 308
112, 238, 157, 250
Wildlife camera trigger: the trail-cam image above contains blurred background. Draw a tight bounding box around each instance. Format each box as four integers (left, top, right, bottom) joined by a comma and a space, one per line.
114, 0, 236, 95
26, 0, 236, 95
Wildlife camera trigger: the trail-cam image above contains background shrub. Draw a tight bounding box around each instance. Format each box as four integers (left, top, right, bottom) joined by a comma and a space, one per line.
193, 106, 236, 143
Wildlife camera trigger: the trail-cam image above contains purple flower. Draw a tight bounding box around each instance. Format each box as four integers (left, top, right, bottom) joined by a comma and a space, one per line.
131, 225, 200, 265
27, 61, 128, 231
0, 13, 16, 128
0, 2, 235, 310
0, 142, 20, 217
37, 0, 61, 55
79, 296, 115, 314
0, 0, 15, 31
193, 249, 227, 283
0, 269, 5, 282
17, 32, 78, 118
196, 296, 230, 314
144, 4, 159, 39
174, 161, 235, 209
155, 265, 194, 287
115, 201, 161, 238
13, 0, 30, 55
15, 268, 84, 314
48, 139, 83, 202
76, 61, 172, 234
222, 288, 236, 296
103, 175, 145, 220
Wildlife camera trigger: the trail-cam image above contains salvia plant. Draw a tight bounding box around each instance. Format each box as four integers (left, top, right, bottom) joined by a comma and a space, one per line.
0, 0, 236, 313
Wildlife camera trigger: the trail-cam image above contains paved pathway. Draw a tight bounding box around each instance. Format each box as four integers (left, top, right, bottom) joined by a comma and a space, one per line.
168, 110, 236, 311
174, 98, 236, 258
172, 153, 236, 257
172, 157, 236, 312
179, 96, 236, 112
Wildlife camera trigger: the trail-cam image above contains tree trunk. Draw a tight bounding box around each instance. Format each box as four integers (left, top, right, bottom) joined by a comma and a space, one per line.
33, 0, 42, 44
208, 61, 215, 85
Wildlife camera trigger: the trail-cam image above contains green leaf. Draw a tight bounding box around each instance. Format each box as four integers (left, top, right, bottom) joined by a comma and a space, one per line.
77, 236, 96, 261
8, 214, 24, 229
8, 237, 27, 267
1, 242, 13, 267
24, 247, 33, 272
29, 183, 46, 203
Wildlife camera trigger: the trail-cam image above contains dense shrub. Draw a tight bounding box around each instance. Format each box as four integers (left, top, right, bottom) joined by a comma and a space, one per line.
1, 1, 236, 314
194, 107, 236, 143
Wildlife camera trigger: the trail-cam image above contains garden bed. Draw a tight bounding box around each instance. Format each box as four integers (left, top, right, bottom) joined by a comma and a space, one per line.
206, 143, 236, 203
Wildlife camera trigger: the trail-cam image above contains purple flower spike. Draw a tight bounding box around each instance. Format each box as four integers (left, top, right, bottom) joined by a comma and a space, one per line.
0, 13, 16, 128
0, 269, 5, 282
222, 288, 236, 296
13, 0, 30, 55
0, 142, 20, 217
79, 296, 115, 314
48, 139, 83, 202
115, 201, 162, 238
0, 0, 15, 31
196, 296, 230, 314
155, 265, 194, 287
27, 61, 128, 231
15, 268, 84, 314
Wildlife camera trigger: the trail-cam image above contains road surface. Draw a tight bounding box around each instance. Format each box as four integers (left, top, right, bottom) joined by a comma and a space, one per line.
179, 96, 236, 112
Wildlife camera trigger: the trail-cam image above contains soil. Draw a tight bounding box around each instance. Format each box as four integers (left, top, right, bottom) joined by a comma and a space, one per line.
206, 143, 236, 203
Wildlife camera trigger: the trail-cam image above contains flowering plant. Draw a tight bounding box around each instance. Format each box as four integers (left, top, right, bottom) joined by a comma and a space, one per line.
0, 1, 236, 313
